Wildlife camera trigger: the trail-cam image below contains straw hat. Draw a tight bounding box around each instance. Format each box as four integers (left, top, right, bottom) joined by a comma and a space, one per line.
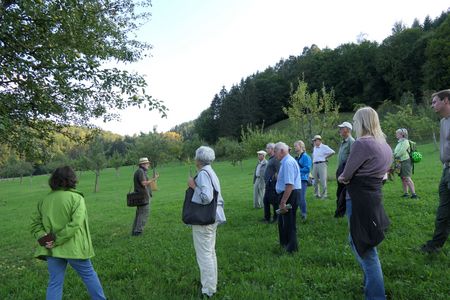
138, 157, 150, 165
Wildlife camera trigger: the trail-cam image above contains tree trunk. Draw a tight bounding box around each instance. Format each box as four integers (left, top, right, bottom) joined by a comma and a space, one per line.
94, 170, 99, 193
432, 130, 438, 150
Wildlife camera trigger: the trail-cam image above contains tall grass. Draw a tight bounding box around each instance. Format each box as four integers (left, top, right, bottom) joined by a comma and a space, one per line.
0, 143, 449, 299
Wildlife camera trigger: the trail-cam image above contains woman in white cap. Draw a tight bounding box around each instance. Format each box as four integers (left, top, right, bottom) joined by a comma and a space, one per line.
253, 150, 268, 208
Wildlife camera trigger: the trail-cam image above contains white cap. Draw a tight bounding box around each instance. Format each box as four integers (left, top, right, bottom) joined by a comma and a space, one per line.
338, 121, 352, 130
257, 150, 267, 155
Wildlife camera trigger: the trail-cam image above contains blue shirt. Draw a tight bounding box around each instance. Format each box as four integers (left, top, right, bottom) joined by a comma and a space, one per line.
276, 154, 302, 194
296, 152, 312, 181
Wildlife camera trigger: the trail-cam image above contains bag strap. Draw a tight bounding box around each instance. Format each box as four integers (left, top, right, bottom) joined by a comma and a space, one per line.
198, 169, 218, 194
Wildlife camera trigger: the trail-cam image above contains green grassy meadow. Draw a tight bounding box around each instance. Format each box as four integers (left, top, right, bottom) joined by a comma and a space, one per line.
0, 143, 449, 299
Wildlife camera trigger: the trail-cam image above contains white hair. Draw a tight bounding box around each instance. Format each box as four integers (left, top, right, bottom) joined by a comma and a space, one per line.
396, 128, 408, 139
195, 146, 215, 165
274, 142, 289, 152
266, 143, 275, 150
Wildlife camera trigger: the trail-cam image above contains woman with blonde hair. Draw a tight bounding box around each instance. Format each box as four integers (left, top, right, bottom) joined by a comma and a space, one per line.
338, 107, 392, 300
293, 140, 312, 221
393, 128, 418, 199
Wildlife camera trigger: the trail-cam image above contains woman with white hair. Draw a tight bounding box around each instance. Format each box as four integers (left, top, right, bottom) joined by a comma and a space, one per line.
338, 107, 392, 300
394, 128, 418, 199
187, 146, 226, 298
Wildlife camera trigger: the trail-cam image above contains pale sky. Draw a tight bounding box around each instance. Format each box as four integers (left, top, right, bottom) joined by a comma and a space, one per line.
94, 0, 449, 136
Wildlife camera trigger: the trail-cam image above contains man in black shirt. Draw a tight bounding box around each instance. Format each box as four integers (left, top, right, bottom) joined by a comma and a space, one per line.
262, 143, 280, 223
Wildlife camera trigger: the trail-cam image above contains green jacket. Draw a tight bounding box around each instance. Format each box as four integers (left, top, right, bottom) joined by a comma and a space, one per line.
394, 139, 410, 161
31, 189, 95, 260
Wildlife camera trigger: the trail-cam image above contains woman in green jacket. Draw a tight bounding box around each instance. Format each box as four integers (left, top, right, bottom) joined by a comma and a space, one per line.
394, 128, 418, 199
31, 166, 106, 300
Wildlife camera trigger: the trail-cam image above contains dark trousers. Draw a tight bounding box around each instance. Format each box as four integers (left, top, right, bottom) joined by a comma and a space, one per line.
428, 167, 450, 248
263, 183, 279, 221
278, 189, 300, 253
335, 164, 346, 217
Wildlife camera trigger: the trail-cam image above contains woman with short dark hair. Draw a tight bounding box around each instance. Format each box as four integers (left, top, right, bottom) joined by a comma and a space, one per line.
31, 166, 106, 300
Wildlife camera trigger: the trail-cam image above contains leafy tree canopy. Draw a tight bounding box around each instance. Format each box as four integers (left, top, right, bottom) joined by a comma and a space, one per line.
0, 0, 167, 158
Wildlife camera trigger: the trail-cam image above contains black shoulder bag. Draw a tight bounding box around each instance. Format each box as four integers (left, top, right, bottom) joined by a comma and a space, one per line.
182, 170, 218, 225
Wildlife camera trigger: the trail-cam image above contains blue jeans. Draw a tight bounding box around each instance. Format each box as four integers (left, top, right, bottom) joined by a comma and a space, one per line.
46, 257, 106, 300
297, 180, 308, 217
346, 199, 386, 300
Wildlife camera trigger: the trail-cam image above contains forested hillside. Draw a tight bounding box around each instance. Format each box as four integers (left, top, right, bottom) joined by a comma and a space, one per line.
192, 11, 450, 143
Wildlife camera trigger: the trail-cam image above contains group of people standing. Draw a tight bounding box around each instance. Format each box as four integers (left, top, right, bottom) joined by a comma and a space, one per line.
30, 90, 450, 299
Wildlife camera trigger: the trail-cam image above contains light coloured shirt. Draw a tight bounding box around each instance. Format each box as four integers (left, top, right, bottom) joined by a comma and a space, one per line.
192, 165, 226, 224
255, 159, 266, 177
276, 154, 302, 194
393, 138, 410, 161
312, 144, 335, 163
440, 116, 450, 165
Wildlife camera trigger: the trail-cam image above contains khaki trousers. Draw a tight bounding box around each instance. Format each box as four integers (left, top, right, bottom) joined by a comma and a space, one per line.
253, 177, 265, 208
313, 162, 328, 198
192, 222, 218, 297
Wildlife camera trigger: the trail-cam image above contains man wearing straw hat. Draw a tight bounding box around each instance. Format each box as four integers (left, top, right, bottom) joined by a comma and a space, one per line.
131, 157, 159, 236
311, 135, 335, 199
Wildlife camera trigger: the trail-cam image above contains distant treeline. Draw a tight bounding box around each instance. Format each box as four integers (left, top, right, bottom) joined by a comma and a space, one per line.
187, 11, 449, 144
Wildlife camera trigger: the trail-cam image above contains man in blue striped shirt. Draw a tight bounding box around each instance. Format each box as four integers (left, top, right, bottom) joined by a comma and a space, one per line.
274, 142, 302, 253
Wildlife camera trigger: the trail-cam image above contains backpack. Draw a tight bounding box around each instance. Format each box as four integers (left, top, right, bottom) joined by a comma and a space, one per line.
407, 140, 422, 174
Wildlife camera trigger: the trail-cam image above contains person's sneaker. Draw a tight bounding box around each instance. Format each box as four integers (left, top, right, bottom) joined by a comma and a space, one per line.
410, 194, 419, 199
260, 218, 269, 223
301, 215, 307, 222
131, 232, 142, 236
420, 243, 441, 254
401, 193, 410, 198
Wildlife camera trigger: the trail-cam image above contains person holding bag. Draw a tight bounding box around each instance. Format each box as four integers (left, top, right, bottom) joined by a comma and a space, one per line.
131, 157, 159, 236
187, 146, 226, 298
31, 166, 106, 300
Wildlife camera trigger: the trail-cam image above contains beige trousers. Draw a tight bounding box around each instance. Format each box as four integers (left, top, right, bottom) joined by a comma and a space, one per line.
312, 162, 328, 198
253, 177, 265, 208
192, 222, 218, 297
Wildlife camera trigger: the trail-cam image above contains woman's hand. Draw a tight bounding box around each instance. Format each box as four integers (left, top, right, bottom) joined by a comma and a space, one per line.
188, 177, 196, 189
45, 241, 54, 249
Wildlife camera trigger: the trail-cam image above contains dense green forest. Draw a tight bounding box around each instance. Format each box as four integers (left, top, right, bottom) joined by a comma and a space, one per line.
1, 9, 448, 179
191, 11, 450, 144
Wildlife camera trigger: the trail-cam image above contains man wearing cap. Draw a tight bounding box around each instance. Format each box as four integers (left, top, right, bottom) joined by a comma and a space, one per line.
131, 157, 159, 236
334, 122, 355, 217
312, 135, 335, 199
420, 89, 450, 253
253, 150, 268, 208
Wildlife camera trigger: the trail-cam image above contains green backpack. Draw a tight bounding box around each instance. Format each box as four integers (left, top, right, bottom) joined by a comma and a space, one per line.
408, 140, 422, 174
